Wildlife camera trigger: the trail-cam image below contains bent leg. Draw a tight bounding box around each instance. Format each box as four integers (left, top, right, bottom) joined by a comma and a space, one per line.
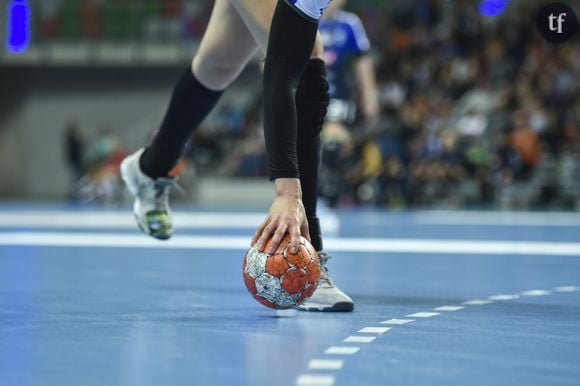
141, 0, 259, 178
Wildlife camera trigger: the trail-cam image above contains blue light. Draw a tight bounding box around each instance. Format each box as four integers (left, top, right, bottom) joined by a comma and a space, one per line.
6, 0, 30, 53
479, 0, 509, 17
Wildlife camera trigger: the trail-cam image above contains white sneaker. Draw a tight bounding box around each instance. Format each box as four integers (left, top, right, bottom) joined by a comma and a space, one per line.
120, 148, 178, 240
298, 252, 354, 312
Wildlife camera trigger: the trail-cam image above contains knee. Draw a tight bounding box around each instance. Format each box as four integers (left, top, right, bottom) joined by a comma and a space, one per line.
192, 52, 245, 91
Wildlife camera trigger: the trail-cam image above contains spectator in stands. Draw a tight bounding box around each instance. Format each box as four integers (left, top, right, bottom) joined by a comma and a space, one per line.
64, 120, 86, 201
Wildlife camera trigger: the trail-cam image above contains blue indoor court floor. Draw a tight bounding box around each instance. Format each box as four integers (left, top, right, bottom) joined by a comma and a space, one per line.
0, 205, 579, 386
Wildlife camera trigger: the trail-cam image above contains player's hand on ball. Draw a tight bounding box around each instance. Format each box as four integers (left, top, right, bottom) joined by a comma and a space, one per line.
252, 178, 310, 255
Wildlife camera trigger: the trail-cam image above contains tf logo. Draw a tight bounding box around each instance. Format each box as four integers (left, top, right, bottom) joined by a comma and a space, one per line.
536, 2, 578, 43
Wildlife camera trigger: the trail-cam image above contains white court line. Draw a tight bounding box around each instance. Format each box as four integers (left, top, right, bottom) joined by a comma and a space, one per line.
324, 238, 580, 256
299, 283, 578, 386
357, 327, 391, 334
325, 347, 360, 355
380, 319, 415, 325
434, 306, 464, 312
406, 312, 440, 318
520, 290, 551, 296
6, 210, 580, 228
0, 233, 250, 250
463, 299, 493, 305
296, 374, 335, 386
0, 212, 265, 229
553, 286, 580, 292
343, 336, 376, 343
489, 294, 520, 301
308, 359, 344, 370
415, 211, 580, 227
3, 232, 580, 256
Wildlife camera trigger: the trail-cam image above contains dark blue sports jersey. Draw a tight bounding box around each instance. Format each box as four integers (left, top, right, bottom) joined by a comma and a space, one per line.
319, 10, 370, 100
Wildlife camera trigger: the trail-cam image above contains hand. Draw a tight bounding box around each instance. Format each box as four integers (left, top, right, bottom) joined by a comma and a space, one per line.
251, 178, 310, 255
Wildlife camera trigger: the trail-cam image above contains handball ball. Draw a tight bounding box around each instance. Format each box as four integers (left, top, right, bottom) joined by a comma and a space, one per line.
242, 234, 320, 309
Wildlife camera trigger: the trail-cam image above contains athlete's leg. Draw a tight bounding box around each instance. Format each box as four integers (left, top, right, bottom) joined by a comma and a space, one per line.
192, 0, 260, 91
295, 60, 353, 312
295, 59, 328, 250
139, 0, 260, 179
121, 0, 260, 240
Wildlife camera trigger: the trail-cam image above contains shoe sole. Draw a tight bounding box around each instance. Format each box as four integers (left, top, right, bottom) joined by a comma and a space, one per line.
298, 302, 354, 312
133, 214, 171, 241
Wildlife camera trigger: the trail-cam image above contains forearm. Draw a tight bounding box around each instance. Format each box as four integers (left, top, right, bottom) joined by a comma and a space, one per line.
355, 55, 379, 120
262, 0, 318, 180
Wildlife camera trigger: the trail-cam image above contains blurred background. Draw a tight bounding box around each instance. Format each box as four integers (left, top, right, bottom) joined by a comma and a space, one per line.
1, 0, 579, 210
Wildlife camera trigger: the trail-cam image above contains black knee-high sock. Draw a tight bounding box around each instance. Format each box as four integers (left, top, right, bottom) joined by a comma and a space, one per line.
299, 135, 323, 250
296, 59, 329, 251
140, 67, 224, 179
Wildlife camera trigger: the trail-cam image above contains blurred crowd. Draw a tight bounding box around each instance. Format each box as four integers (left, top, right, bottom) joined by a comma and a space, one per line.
34, 0, 211, 42
64, 121, 128, 204
353, 0, 580, 209
373, 0, 578, 209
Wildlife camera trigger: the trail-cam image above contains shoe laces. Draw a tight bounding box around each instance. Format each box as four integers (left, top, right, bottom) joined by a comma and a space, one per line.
317, 251, 335, 289
140, 177, 182, 211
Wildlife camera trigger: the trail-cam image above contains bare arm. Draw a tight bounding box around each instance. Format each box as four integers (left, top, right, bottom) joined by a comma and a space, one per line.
355, 54, 380, 122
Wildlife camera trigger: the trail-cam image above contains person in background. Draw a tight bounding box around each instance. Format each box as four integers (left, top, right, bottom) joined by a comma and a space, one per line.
64, 120, 86, 202
318, 0, 380, 207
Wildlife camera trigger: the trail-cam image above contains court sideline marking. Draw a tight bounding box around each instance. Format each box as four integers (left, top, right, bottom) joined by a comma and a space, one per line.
296, 285, 580, 386
3, 210, 580, 227
3, 232, 580, 256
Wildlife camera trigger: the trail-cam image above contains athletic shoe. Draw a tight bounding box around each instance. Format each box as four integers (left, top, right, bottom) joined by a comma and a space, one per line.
298, 252, 354, 312
120, 148, 178, 240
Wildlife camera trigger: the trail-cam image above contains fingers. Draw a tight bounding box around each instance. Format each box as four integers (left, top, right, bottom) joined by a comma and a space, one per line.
268, 225, 288, 254
254, 223, 276, 252
288, 223, 302, 254
251, 219, 267, 248
252, 194, 308, 255
252, 218, 301, 254
253, 221, 288, 254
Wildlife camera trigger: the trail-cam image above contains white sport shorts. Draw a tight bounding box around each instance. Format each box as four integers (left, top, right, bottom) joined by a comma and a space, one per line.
285, 0, 332, 21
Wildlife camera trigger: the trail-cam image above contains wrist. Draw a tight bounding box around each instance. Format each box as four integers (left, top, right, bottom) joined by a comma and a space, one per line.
274, 178, 302, 198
